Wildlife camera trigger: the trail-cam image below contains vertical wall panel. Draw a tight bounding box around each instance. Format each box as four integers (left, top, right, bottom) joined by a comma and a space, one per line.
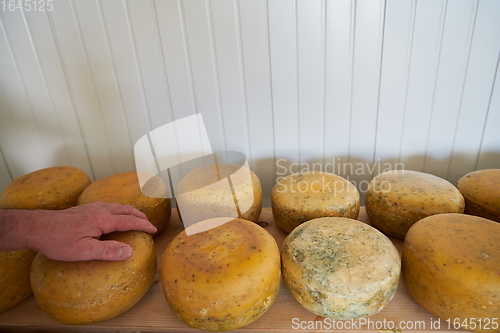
477, 64, 500, 170
127, 0, 174, 130
0, 11, 55, 174
72, 0, 135, 175
156, 0, 198, 120
239, 0, 275, 206
324, 0, 354, 178
447, 0, 500, 184
182, 0, 226, 153
423, 0, 478, 179
23, 10, 92, 176
349, 0, 386, 196
48, 0, 117, 180
375, 0, 414, 168
0, 146, 11, 192
268, 0, 299, 177
297, 0, 325, 166
210, 0, 251, 157
399, 0, 447, 172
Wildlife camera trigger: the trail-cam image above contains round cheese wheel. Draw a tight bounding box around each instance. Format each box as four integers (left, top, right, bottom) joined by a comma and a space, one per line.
176, 164, 262, 223
78, 172, 171, 235
271, 172, 360, 233
366, 170, 465, 239
457, 169, 500, 222
402, 214, 500, 333
161, 218, 280, 331
30, 231, 156, 324
0, 166, 91, 210
0, 166, 90, 313
281, 217, 400, 319
0, 250, 37, 313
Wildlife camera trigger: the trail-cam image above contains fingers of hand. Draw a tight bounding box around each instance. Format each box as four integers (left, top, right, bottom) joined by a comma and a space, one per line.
52, 239, 134, 262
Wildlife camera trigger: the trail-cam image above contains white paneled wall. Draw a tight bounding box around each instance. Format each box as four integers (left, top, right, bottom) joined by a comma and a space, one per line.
1, 0, 499, 205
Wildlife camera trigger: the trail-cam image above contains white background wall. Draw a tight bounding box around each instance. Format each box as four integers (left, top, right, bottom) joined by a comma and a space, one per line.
0, 0, 499, 205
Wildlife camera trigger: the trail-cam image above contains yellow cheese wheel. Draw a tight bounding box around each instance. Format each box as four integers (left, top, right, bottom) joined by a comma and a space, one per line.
281, 217, 400, 319
402, 214, 500, 333
457, 169, 500, 222
176, 164, 262, 223
271, 172, 360, 233
30, 231, 156, 324
366, 170, 465, 239
0, 166, 91, 210
161, 218, 280, 331
0, 166, 90, 313
0, 250, 37, 313
78, 172, 171, 235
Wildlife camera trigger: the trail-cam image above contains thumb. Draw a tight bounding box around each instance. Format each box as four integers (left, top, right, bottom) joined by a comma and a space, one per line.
85, 239, 134, 261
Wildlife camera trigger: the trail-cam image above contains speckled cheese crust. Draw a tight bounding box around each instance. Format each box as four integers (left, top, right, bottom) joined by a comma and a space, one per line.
457, 169, 500, 222
176, 164, 262, 223
0, 250, 37, 313
366, 170, 465, 239
402, 214, 500, 333
0, 166, 91, 210
281, 217, 400, 319
30, 231, 156, 325
78, 172, 171, 235
161, 218, 280, 331
271, 172, 360, 233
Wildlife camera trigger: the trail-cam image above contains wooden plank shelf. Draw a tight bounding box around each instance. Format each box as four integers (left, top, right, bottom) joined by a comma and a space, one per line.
0, 208, 461, 332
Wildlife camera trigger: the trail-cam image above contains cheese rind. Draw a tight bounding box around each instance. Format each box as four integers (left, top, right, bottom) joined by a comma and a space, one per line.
402, 213, 500, 333
0, 166, 91, 210
78, 172, 171, 235
161, 218, 280, 331
281, 217, 400, 319
30, 231, 156, 324
0, 250, 37, 313
271, 172, 360, 233
366, 170, 464, 239
176, 164, 262, 224
457, 169, 500, 222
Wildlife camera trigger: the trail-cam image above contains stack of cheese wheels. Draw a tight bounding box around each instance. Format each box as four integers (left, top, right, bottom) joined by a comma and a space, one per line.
366, 170, 465, 239
281, 217, 400, 319
457, 169, 500, 222
78, 171, 170, 235
402, 214, 500, 333
161, 218, 280, 331
30, 231, 156, 324
0, 166, 91, 313
176, 164, 262, 224
271, 171, 360, 233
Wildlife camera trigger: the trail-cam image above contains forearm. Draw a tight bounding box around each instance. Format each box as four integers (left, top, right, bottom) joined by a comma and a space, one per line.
0, 209, 40, 252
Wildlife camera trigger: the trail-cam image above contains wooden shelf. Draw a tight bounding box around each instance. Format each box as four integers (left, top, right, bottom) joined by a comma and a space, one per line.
0, 207, 461, 332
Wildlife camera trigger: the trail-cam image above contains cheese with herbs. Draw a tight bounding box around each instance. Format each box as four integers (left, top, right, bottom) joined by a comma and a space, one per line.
271, 172, 360, 233
366, 170, 464, 239
457, 169, 500, 222
281, 217, 400, 319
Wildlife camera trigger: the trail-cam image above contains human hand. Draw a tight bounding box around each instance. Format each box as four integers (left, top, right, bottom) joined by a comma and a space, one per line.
28, 202, 157, 261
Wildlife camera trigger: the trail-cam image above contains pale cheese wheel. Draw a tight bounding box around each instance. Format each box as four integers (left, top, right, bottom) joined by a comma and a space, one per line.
78, 171, 171, 235
402, 214, 500, 333
457, 169, 500, 222
366, 170, 465, 239
0, 166, 91, 210
161, 218, 280, 331
30, 231, 156, 324
0, 250, 37, 313
281, 217, 400, 319
271, 172, 360, 233
176, 164, 262, 224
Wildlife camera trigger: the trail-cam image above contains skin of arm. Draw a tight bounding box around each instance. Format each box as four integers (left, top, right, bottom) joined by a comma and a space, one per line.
0, 201, 157, 261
